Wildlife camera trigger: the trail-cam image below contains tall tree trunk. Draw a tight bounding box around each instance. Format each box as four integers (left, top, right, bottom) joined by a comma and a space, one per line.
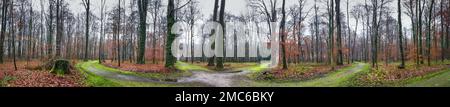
216, 0, 225, 69
440, 0, 445, 62
314, 0, 319, 63
346, 0, 351, 64
418, 0, 423, 64
11, 0, 17, 70
426, 0, 434, 66
137, 0, 148, 64
99, 0, 105, 64
55, 0, 62, 58
165, 0, 177, 67
328, 0, 335, 69
398, 0, 406, 69
47, 0, 54, 58
0, 0, 8, 63
28, 1, 33, 64
208, 0, 219, 66
372, 0, 378, 68
335, 0, 343, 65
117, 0, 121, 66
280, 0, 287, 70
82, 0, 90, 61
152, 1, 159, 64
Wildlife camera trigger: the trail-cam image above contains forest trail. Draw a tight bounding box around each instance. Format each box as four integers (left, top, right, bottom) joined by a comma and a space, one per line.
83, 61, 167, 83
79, 62, 450, 87
177, 71, 252, 87
79, 61, 253, 86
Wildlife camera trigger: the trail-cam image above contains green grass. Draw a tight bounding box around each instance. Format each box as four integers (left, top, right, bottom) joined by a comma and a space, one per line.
406, 68, 450, 87
236, 63, 269, 73
244, 63, 368, 87
175, 61, 211, 72
76, 61, 187, 87
345, 64, 372, 87
76, 62, 121, 87
0, 75, 14, 87
89, 61, 192, 80
346, 61, 450, 87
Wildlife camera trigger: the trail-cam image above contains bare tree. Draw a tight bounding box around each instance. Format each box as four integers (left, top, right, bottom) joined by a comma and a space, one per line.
336, 0, 343, 65
81, 0, 90, 61
137, 0, 148, 64
55, 0, 63, 58
183, 0, 201, 64
216, 0, 226, 69
0, 0, 9, 63
398, 0, 406, 69
165, 0, 192, 68
207, 0, 219, 66
150, 0, 163, 64
99, 0, 106, 63
280, 0, 287, 69
426, 0, 434, 66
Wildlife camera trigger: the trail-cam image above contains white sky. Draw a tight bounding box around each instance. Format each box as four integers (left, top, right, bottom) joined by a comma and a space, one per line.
31, 0, 412, 36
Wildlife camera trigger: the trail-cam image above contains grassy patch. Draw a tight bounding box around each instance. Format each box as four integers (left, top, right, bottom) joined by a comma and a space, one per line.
175, 61, 211, 72
76, 61, 188, 87
91, 61, 192, 80
251, 63, 348, 81
244, 63, 365, 87
406, 68, 450, 87
76, 62, 120, 87
0, 76, 15, 87
348, 61, 450, 87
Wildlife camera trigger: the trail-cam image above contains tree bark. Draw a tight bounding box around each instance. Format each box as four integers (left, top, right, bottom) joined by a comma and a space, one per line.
398, 0, 406, 69
216, 0, 226, 69
137, 0, 148, 64
335, 0, 343, 65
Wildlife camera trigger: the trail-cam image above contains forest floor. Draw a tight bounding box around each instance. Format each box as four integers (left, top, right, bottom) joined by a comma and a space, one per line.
1, 60, 449, 87
348, 61, 450, 87
76, 61, 450, 87
0, 60, 84, 87
75, 61, 369, 87
240, 63, 368, 87
407, 69, 450, 87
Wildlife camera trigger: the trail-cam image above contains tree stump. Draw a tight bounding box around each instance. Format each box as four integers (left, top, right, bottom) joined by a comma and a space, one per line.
50, 60, 70, 75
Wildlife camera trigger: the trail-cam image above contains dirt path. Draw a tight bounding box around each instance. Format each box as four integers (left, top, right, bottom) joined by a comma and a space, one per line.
79, 61, 367, 87
80, 61, 252, 87
177, 71, 252, 87
85, 65, 163, 83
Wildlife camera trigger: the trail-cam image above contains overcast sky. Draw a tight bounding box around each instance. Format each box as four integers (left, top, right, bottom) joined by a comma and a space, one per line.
32, 0, 412, 36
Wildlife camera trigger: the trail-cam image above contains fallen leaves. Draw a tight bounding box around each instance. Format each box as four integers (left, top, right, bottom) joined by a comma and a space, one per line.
0, 60, 84, 87
257, 63, 349, 81
353, 63, 449, 86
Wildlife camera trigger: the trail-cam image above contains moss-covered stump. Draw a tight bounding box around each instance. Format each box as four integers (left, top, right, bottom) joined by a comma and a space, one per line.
50, 60, 70, 75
